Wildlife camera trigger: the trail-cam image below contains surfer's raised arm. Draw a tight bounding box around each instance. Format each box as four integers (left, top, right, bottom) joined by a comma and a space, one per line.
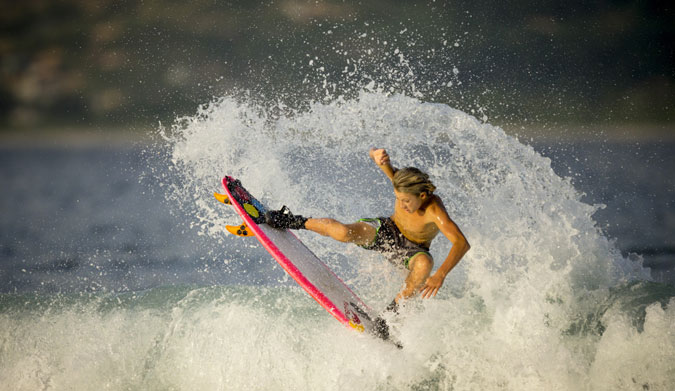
369, 147, 396, 181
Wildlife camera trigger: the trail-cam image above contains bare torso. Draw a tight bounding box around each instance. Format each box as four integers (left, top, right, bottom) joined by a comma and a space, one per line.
391, 195, 442, 247
366, 147, 470, 300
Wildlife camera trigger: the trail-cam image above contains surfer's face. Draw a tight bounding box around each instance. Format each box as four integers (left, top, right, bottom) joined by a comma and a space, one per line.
394, 190, 426, 214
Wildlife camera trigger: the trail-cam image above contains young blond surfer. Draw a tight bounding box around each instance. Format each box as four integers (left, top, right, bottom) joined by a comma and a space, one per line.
266, 148, 470, 309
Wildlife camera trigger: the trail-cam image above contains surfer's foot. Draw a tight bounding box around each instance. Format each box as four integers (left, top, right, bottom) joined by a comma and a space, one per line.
372, 301, 396, 341
265, 206, 308, 230
373, 316, 391, 341
374, 316, 403, 349
385, 299, 399, 314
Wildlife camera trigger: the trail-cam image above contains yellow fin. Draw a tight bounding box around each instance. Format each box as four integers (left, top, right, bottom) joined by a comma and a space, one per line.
213, 192, 231, 205
226, 223, 254, 237
243, 203, 259, 218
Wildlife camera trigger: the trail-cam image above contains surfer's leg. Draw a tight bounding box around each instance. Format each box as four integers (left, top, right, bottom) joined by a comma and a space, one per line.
305, 218, 376, 246
396, 253, 433, 301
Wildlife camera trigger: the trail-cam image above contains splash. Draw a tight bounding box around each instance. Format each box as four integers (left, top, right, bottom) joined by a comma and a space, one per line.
149, 90, 673, 389
1, 91, 673, 389
3, 18, 673, 390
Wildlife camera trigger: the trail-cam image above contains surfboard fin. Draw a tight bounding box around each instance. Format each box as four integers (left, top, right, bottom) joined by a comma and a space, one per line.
226, 223, 255, 237
213, 192, 231, 205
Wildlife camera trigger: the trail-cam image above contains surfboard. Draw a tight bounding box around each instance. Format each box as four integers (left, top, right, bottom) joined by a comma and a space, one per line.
217, 176, 399, 346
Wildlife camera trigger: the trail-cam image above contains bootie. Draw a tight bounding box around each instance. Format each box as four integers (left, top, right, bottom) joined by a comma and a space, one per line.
265, 206, 308, 230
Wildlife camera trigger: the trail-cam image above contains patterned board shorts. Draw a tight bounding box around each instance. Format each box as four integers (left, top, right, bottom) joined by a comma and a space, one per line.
358, 217, 432, 269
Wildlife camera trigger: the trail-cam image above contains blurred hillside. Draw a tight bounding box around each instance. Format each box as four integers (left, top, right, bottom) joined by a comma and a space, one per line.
1, 0, 673, 131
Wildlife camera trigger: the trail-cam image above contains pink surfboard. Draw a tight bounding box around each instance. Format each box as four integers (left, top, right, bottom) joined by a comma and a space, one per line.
221, 176, 397, 345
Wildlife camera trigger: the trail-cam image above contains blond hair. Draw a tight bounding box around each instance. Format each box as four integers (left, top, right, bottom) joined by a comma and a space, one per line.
393, 167, 436, 195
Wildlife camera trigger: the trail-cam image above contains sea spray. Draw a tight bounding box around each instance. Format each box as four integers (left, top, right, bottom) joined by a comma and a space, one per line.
155, 91, 673, 389
2, 91, 673, 390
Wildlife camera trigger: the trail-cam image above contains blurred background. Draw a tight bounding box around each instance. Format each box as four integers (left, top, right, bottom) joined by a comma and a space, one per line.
0, 0, 672, 135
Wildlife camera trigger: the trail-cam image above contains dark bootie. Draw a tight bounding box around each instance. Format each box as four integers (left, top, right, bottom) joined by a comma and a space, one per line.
265, 206, 308, 230
373, 316, 390, 340
385, 299, 399, 314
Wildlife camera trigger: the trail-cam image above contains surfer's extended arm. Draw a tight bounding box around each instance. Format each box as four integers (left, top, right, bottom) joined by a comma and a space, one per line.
370, 148, 397, 180
420, 202, 470, 298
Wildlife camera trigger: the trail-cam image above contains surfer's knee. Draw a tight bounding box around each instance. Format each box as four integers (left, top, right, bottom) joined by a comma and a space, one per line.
409, 253, 433, 274
332, 221, 372, 244
308, 218, 352, 242
307, 218, 374, 244
399, 255, 434, 300
331, 220, 354, 242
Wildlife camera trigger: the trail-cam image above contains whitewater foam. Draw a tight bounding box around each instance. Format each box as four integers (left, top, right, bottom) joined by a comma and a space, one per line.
152, 91, 673, 389
2, 91, 673, 390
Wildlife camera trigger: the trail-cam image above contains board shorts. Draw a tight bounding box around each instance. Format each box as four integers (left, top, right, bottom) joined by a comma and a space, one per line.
357, 217, 432, 269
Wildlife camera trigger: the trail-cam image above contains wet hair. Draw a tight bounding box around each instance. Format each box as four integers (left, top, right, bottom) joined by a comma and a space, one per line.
393, 167, 436, 196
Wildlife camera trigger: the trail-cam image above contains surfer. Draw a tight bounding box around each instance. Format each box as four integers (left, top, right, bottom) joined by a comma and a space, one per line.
265, 148, 470, 309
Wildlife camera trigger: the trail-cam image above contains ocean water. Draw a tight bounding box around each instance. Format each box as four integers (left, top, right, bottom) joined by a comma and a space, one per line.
1, 92, 674, 390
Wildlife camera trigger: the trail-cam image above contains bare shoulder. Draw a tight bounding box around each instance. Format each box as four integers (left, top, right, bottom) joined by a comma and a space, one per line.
427, 195, 448, 215
426, 195, 455, 225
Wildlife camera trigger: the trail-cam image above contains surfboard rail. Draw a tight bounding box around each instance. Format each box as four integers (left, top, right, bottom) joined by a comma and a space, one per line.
221, 176, 396, 344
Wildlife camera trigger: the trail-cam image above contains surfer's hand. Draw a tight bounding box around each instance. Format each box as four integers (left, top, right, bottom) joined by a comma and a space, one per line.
420, 273, 444, 299
369, 148, 390, 166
